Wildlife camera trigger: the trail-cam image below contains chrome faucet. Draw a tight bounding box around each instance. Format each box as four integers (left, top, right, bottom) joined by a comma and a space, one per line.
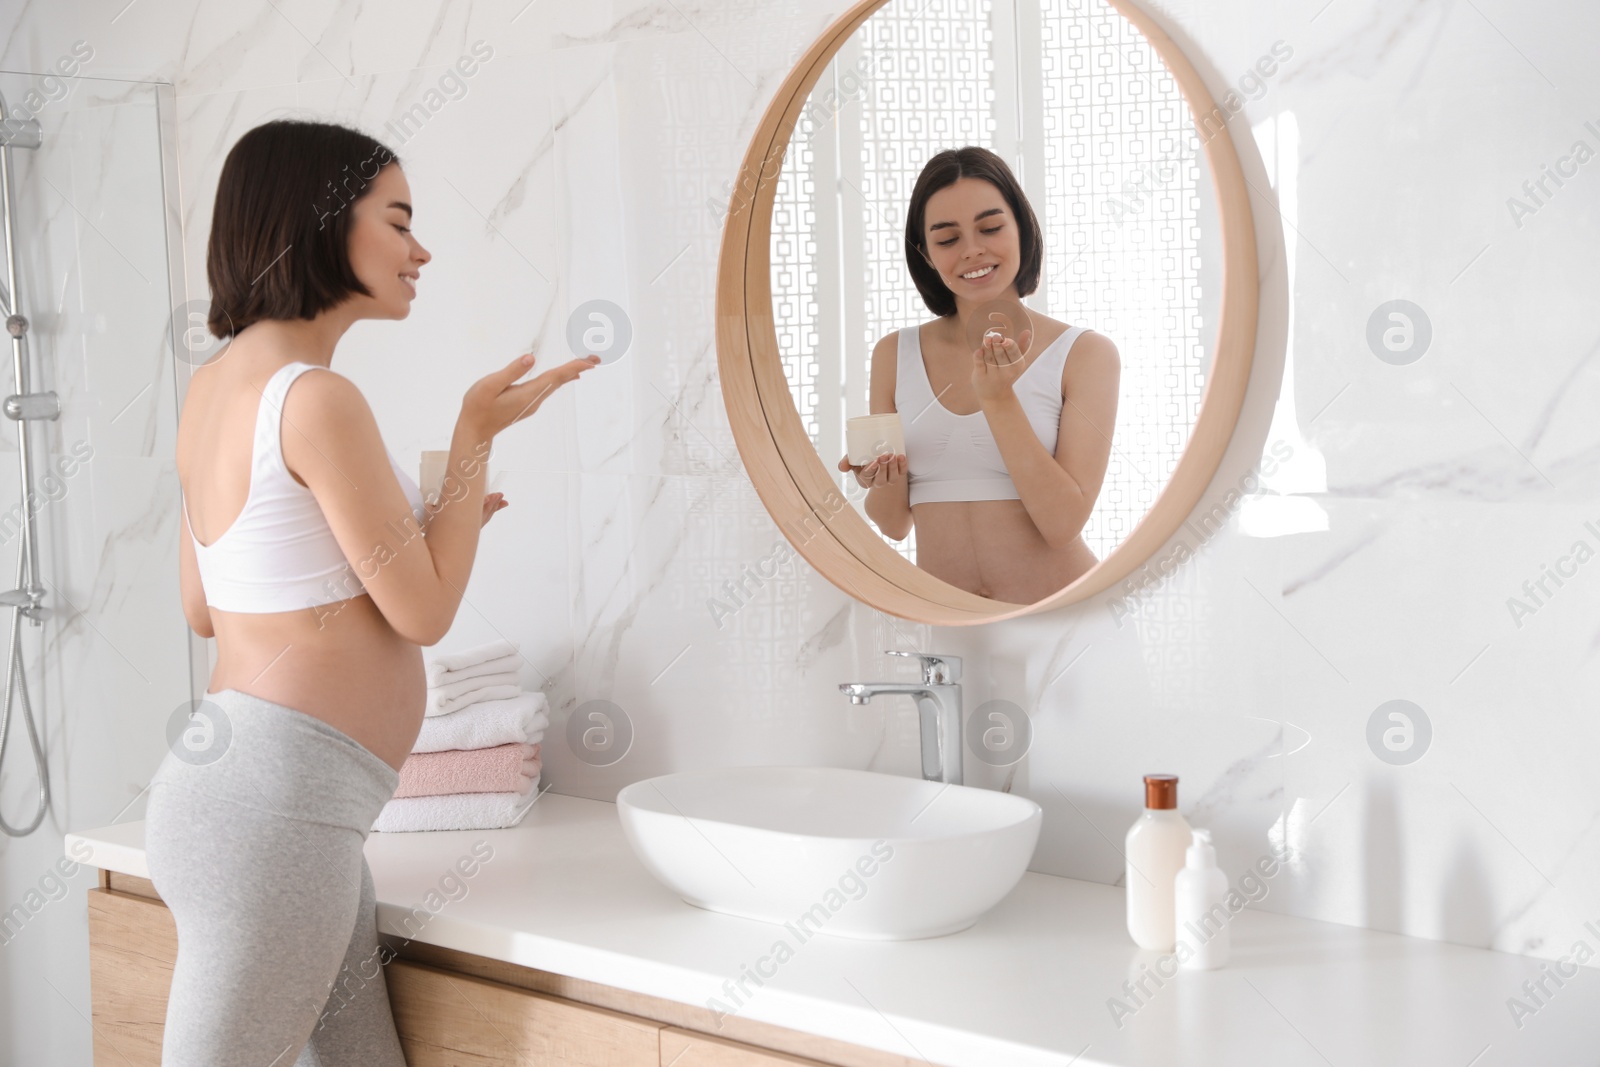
841, 651, 964, 785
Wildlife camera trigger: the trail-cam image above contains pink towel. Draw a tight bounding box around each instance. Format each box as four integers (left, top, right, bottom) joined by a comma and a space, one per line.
394, 742, 540, 799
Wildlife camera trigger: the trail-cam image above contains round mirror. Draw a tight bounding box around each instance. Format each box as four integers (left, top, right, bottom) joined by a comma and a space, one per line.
717, 0, 1258, 624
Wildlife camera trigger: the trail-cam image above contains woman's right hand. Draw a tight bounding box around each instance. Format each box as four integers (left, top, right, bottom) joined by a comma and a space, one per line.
459, 351, 601, 441
838, 452, 908, 489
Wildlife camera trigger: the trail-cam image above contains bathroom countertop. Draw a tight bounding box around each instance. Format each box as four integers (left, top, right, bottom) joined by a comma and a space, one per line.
68, 794, 1600, 1067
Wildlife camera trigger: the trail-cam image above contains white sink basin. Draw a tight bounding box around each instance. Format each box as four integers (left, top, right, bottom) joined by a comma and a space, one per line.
615, 766, 1042, 940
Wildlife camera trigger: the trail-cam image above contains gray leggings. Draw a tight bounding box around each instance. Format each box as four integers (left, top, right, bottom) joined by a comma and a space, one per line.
145, 688, 407, 1067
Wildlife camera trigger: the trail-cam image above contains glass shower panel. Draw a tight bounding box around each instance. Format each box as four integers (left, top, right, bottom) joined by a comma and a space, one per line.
0, 68, 192, 1067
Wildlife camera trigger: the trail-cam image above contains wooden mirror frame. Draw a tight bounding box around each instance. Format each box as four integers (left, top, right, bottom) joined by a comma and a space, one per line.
715, 0, 1259, 626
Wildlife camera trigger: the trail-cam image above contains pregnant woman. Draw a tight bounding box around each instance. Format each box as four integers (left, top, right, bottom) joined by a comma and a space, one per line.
147, 120, 598, 1065
839, 147, 1120, 604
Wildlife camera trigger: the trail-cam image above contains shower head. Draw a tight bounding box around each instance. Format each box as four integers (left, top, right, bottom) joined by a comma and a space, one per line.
0, 90, 43, 151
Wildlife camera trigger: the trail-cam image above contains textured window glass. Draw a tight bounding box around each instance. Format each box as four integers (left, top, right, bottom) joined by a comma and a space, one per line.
772, 130, 823, 441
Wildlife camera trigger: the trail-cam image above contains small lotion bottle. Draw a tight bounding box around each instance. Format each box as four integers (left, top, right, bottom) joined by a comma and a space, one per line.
1125, 774, 1191, 951
1174, 828, 1230, 970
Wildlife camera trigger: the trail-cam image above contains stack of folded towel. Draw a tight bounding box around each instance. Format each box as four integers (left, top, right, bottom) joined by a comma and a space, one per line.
373, 640, 550, 833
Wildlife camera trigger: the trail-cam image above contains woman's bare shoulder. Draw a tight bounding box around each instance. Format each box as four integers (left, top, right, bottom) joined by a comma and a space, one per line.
869, 329, 906, 411
281, 365, 379, 444
1067, 328, 1120, 364
1061, 328, 1121, 395
873, 326, 916, 370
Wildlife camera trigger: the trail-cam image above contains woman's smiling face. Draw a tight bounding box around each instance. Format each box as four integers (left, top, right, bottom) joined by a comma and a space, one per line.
920, 177, 1021, 306
346, 163, 431, 319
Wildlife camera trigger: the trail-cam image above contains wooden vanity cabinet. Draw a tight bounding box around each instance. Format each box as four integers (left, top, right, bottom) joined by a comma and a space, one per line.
84, 873, 917, 1067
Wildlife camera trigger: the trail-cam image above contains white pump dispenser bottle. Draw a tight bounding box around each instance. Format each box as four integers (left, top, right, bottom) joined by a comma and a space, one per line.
1174, 828, 1230, 970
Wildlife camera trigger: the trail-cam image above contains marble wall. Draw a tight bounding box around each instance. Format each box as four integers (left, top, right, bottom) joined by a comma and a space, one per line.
1, 0, 1597, 1061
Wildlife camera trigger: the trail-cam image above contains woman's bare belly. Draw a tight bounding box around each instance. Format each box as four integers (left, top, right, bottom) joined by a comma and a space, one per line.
207, 594, 425, 771
912, 499, 1098, 604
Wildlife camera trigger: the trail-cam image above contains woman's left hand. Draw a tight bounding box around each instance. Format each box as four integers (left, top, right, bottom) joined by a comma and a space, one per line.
422, 490, 508, 533
481, 491, 508, 527
972, 328, 1032, 404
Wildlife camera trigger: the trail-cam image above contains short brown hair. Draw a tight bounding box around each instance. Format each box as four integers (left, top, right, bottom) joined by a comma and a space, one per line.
206, 120, 400, 339
903, 147, 1043, 318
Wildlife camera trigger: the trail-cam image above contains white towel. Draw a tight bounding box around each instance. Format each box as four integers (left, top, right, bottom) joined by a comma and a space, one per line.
427, 669, 522, 705
424, 677, 522, 718
412, 692, 549, 754
424, 640, 519, 686
426, 650, 522, 690
372, 778, 542, 833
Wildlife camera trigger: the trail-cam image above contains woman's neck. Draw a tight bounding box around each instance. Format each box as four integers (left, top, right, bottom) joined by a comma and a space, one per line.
235, 309, 357, 368
949, 289, 1026, 338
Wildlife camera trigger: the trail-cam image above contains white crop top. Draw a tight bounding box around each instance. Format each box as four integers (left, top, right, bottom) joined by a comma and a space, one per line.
894, 323, 1087, 506
184, 361, 426, 613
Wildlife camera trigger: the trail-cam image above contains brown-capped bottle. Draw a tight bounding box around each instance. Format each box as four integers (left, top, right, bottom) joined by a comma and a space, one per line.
1124, 774, 1192, 950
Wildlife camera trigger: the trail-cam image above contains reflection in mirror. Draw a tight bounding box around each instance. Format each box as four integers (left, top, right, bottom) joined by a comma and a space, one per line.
770, 0, 1220, 603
